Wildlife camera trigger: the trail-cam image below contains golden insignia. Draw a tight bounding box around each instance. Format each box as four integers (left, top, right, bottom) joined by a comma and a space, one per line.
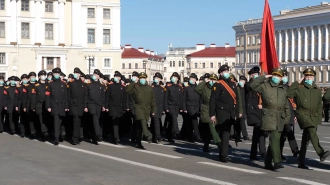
214, 87, 216, 91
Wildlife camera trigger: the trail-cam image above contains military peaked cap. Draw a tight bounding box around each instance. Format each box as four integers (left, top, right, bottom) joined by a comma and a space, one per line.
184, 77, 189, 82
28, 72, 37, 77
189, 73, 198, 80
154, 72, 163, 79
239, 76, 247, 81
271, 68, 284, 77
171, 72, 180, 79
132, 71, 139, 77
218, 65, 229, 74
38, 70, 47, 76
209, 73, 218, 81
248, 66, 260, 75
60, 72, 66, 77
21, 74, 28, 79
52, 68, 61, 74
139, 72, 147, 78
303, 68, 316, 76
74, 67, 82, 74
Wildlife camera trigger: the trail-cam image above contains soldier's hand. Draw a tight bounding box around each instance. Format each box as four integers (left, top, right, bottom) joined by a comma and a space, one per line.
126, 109, 130, 111
298, 77, 304, 83
210, 116, 216, 122
265, 75, 272, 78
4, 107, 7, 110
162, 111, 165, 114
180, 110, 183, 112
205, 78, 210, 82
47, 108, 51, 112
152, 113, 155, 116
84, 108, 88, 112
15, 107, 18, 111
166, 110, 169, 112
239, 114, 242, 118
258, 105, 262, 109
23, 108, 26, 112
65, 109, 69, 112
102, 107, 105, 111
106, 109, 109, 112
184, 110, 187, 113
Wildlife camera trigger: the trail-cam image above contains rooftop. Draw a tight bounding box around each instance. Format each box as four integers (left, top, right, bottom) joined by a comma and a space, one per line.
122, 45, 163, 60
187, 46, 236, 58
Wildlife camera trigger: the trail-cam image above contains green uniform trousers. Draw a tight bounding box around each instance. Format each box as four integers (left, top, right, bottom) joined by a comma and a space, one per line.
265, 131, 282, 164
298, 126, 324, 164
203, 121, 221, 147
139, 119, 152, 142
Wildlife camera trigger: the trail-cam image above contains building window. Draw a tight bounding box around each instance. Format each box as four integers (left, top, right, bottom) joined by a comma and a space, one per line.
164, 67, 167, 72
104, 58, 111, 68
103, 9, 110, 19
46, 57, 54, 70
237, 38, 240, 46
87, 29, 95, 43
135, 63, 138, 69
0, 73, 5, 79
195, 63, 197, 68
170, 61, 172, 67
248, 36, 251, 45
45, 24, 53, 39
254, 52, 257, 63
253, 36, 256, 45
88, 8, 95, 18
21, 0, 29, 11
179, 61, 181, 67
21, 23, 29, 39
218, 62, 221, 68
173, 61, 175, 67
129, 63, 131, 69
301, 46, 305, 59
143, 63, 146, 69
0, 0, 4, 10
319, 70, 323, 83
182, 61, 184, 67
0, 22, 4, 38
103, 29, 110, 44
210, 62, 213, 68
122, 63, 125, 69
45, 1, 53, 12
0, 53, 5, 64
202, 63, 205, 68
322, 44, 326, 59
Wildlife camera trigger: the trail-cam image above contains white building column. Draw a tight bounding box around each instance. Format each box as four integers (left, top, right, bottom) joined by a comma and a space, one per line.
58, 0, 65, 46
291, 29, 295, 61
311, 26, 314, 60
285, 30, 288, 61
71, 0, 82, 46
304, 28, 308, 60
112, 6, 121, 49
318, 26, 322, 60
96, 5, 103, 48
10, 0, 17, 44
278, 31, 282, 61
34, 1, 42, 44
326, 25, 329, 59
297, 28, 301, 61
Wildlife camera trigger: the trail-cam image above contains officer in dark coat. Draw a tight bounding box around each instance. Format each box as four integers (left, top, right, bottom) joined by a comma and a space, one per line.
47, 72, 53, 82
182, 73, 201, 142
164, 72, 183, 143
237, 76, 249, 140
105, 71, 126, 144
151, 72, 165, 143
209, 65, 240, 163
68, 68, 86, 145
13, 76, 22, 136
128, 71, 139, 143
0, 76, 5, 133
45, 68, 68, 146
4, 76, 19, 134
60, 72, 66, 81
17, 74, 29, 137
24, 72, 38, 138
246, 66, 266, 160
85, 69, 106, 145
180, 77, 189, 140
34, 70, 49, 140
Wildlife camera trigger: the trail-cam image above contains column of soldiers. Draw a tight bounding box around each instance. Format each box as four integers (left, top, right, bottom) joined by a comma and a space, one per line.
0, 65, 329, 171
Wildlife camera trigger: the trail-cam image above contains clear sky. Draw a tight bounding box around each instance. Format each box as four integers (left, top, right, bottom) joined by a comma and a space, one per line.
121, 0, 323, 54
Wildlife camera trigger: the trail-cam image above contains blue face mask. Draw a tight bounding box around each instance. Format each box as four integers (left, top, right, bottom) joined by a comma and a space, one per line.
282, 77, 288, 84
209, 81, 214, 87
11, 81, 16, 85
132, 77, 137, 82
171, 77, 177, 83
305, 79, 313, 85
271, 76, 280, 84
140, 79, 146, 85
30, 77, 36, 82
184, 82, 188, 87
0, 81, 3, 85
73, 74, 79, 79
47, 77, 52, 81
114, 77, 119, 83
238, 81, 244, 87
22, 80, 28, 84
189, 79, 194, 84
91, 75, 97, 81
6, 81, 10, 85
54, 74, 60, 79
154, 78, 159, 83
254, 75, 259, 79
223, 73, 230, 79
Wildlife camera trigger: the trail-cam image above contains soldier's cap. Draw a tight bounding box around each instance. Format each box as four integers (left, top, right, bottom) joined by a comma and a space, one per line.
47, 72, 53, 76
14, 76, 20, 81
99, 73, 104, 79
68, 74, 74, 79
85, 75, 91, 80
282, 69, 288, 76
229, 73, 238, 82
110, 78, 114, 82
248, 66, 260, 75
209, 73, 218, 81
303, 68, 316, 76
74, 67, 83, 74
132, 71, 139, 77
52, 68, 61, 74
62, 79, 68, 82
28, 72, 37, 77
9, 76, 16, 81
93, 69, 101, 76
271, 68, 284, 77
184, 77, 189, 82
139, 72, 147, 78
21, 74, 28, 79
60, 72, 66, 77
125, 78, 132, 84
218, 64, 230, 74
103, 76, 109, 82
239, 75, 247, 81
114, 71, 122, 78
199, 76, 205, 81
204, 73, 211, 79
189, 73, 198, 80
154, 72, 163, 79
171, 72, 180, 79
0, 76, 4, 80
38, 70, 47, 76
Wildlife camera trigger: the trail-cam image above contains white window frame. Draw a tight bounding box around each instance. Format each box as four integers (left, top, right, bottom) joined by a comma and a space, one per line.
87, 29, 95, 43
0, 52, 7, 65
21, 22, 29, 39
45, 1, 53, 12
0, 0, 4, 10
103, 29, 110, 44
0, 22, 5, 38
103, 8, 110, 19
88, 8, 95, 18
103, 58, 112, 69
21, 0, 29, 11
45, 23, 53, 40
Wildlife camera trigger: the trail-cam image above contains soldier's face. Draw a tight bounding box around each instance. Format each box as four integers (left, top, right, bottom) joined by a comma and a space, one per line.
305, 76, 314, 81
272, 74, 282, 81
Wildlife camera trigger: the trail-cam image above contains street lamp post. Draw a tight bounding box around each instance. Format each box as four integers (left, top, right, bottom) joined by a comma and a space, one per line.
143, 60, 147, 73
85, 55, 95, 76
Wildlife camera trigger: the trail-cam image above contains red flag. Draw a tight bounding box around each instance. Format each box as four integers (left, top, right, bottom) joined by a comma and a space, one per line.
259, 0, 279, 74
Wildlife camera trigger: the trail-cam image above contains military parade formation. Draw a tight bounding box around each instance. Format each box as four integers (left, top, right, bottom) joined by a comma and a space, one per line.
0, 64, 329, 172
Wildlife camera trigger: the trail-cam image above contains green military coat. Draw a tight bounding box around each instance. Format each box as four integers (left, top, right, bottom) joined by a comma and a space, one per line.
195, 81, 212, 124
287, 81, 322, 129
250, 76, 290, 131
126, 82, 156, 120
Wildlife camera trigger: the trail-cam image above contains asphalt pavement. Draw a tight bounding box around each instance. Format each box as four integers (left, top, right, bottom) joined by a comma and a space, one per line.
0, 118, 330, 185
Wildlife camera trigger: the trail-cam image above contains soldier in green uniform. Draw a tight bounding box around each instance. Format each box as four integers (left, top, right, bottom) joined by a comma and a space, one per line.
195, 73, 221, 153
250, 68, 291, 171
287, 68, 330, 169
126, 72, 156, 149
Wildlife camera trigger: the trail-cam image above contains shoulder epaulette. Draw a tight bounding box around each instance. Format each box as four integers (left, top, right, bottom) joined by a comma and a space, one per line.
4, 86, 9, 89
24, 84, 29, 86
35, 83, 40, 86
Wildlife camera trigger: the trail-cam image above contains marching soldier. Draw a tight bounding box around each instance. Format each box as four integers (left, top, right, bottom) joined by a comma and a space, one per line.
126, 72, 156, 148
237, 76, 250, 141
164, 72, 183, 143
18, 74, 29, 137
60, 72, 66, 81
250, 68, 290, 171
128, 71, 139, 143
105, 71, 126, 145
288, 68, 330, 169
195, 73, 221, 153
151, 72, 164, 143
180, 77, 189, 141
4, 76, 19, 135
47, 72, 53, 82
0, 76, 5, 133
209, 65, 240, 163
45, 68, 69, 146
25, 72, 38, 138
182, 73, 201, 142
246, 66, 266, 160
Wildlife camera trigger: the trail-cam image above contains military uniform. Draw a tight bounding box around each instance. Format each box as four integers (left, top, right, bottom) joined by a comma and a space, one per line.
151, 72, 164, 143
4, 76, 19, 134
0, 76, 5, 132
287, 68, 330, 169
126, 72, 156, 148
237, 76, 249, 140
128, 71, 139, 143
24, 72, 38, 138
250, 68, 291, 171
17, 75, 29, 137
323, 88, 330, 122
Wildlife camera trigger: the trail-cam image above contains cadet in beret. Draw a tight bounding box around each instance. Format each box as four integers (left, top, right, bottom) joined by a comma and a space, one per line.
210, 64, 240, 162
164, 72, 183, 142
150, 72, 164, 143
126, 72, 156, 149
0, 76, 5, 132
45, 68, 69, 146
196, 73, 221, 153
237, 75, 250, 141
288, 68, 330, 169
250, 68, 290, 171
105, 71, 127, 145
182, 73, 201, 142
246, 66, 266, 160
4, 76, 18, 135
